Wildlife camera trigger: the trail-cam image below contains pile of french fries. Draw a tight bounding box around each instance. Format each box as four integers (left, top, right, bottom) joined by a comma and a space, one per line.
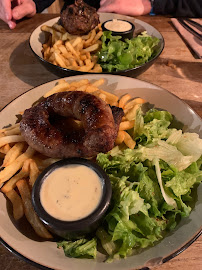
41, 23, 103, 73
0, 78, 145, 239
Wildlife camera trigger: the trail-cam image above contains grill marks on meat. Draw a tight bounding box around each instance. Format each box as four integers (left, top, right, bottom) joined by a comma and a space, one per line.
20, 91, 124, 159
60, 0, 100, 35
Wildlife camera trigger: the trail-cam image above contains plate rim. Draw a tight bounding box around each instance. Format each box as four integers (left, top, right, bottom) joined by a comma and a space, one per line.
29, 14, 165, 75
0, 74, 202, 270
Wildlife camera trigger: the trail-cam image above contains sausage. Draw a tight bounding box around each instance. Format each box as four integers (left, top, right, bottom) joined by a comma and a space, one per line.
20, 91, 124, 158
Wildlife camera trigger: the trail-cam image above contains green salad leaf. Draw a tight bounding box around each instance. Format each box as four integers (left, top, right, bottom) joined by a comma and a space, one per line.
97, 31, 160, 72
57, 238, 97, 259
58, 108, 202, 261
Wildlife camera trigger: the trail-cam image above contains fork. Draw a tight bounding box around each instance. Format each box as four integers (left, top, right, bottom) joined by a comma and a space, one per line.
177, 18, 202, 41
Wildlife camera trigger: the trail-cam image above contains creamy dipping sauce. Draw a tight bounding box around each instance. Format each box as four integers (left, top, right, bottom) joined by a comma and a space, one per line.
104, 19, 132, 32
40, 165, 102, 221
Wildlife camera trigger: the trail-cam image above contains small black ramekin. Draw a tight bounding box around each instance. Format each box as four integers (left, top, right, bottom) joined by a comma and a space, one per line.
102, 19, 135, 40
32, 158, 112, 240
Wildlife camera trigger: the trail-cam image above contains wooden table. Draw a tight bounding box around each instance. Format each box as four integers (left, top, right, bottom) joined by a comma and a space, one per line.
0, 14, 201, 270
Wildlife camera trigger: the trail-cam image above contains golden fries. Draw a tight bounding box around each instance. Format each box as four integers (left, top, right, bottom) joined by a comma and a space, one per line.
123, 131, 136, 149
3, 142, 25, 167
0, 135, 24, 148
0, 146, 35, 184
5, 189, 24, 220
16, 180, 52, 239
119, 120, 135, 131
41, 23, 103, 72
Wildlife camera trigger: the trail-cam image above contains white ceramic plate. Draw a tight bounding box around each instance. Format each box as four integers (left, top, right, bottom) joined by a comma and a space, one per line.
29, 13, 164, 77
0, 75, 202, 270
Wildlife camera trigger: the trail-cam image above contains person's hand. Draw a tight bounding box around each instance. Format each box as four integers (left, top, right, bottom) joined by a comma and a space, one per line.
0, 0, 36, 29
98, 0, 152, 16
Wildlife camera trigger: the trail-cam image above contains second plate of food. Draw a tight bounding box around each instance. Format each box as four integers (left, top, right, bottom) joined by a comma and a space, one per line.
0, 74, 202, 270
30, 12, 164, 77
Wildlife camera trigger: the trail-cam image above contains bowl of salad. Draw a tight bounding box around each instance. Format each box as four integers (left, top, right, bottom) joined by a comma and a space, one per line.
30, 13, 164, 78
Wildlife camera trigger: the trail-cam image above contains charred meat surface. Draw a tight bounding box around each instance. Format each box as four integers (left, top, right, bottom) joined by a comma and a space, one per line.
20, 91, 124, 159
60, 0, 100, 35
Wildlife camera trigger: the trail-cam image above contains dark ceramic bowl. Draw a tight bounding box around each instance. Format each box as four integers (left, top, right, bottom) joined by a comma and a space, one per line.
102, 19, 135, 40
29, 13, 164, 78
32, 158, 112, 240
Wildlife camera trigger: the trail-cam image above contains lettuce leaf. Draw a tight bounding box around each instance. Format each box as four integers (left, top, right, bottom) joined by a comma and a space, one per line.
97, 31, 160, 72
57, 238, 97, 259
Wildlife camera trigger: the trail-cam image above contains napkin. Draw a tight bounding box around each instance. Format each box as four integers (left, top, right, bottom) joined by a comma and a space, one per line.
171, 18, 202, 59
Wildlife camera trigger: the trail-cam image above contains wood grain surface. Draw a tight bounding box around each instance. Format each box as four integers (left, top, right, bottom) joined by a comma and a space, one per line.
0, 14, 201, 270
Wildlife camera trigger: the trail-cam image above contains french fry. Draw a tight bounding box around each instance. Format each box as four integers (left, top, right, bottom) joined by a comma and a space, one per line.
1, 170, 29, 193
118, 94, 132, 109
92, 31, 103, 43
4, 126, 21, 136
83, 43, 99, 52
3, 142, 25, 167
69, 79, 89, 88
125, 104, 140, 121
115, 131, 125, 145
123, 132, 136, 149
0, 123, 20, 133
72, 37, 82, 48
92, 78, 105, 87
43, 82, 70, 98
99, 90, 119, 105
54, 52, 67, 68
29, 160, 40, 187
16, 180, 52, 239
98, 93, 107, 102
78, 63, 94, 72
0, 144, 11, 154
5, 189, 24, 220
124, 97, 146, 111
65, 41, 79, 58
0, 135, 24, 148
84, 29, 96, 47
0, 146, 35, 184
119, 120, 135, 131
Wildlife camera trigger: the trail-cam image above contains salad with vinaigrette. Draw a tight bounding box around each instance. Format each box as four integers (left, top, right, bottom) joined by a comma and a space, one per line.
58, 108, 202, 261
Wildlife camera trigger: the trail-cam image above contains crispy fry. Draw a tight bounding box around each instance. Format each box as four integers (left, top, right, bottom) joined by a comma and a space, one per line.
119, 120, 135, 131
72, 37, 82, 48
115, 131, 125, 145
3, 142, 25, 167
54, 52, 67, 68
0, 123, 20, 133
78, 62, 94, 72
124, 97, 146, 111
0, 146, 35, 184
84, 29, 96, 47
118, 94, 132, 109
65, 41, 79, 58
99, 90, 119, 106
0, 144, 11, 154
69, 79, 89, 88
29, 160, 40, 187
43, 82, 70, 98
83, 43, 99, 52
16, 180, 52, 239
0, 135, 24, 148
91, 78, 105, 87
1, 170, 29, 193
125, 104, 140, 120
123, 132, 136, 149
5, 189, 24, 220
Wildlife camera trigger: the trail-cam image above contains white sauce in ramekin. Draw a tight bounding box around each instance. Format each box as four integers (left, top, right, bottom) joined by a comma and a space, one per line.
40, 164, 102, 221
104, 19, 132, 32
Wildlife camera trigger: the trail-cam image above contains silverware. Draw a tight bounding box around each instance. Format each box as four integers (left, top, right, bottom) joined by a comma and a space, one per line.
177, 18, 202, 40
